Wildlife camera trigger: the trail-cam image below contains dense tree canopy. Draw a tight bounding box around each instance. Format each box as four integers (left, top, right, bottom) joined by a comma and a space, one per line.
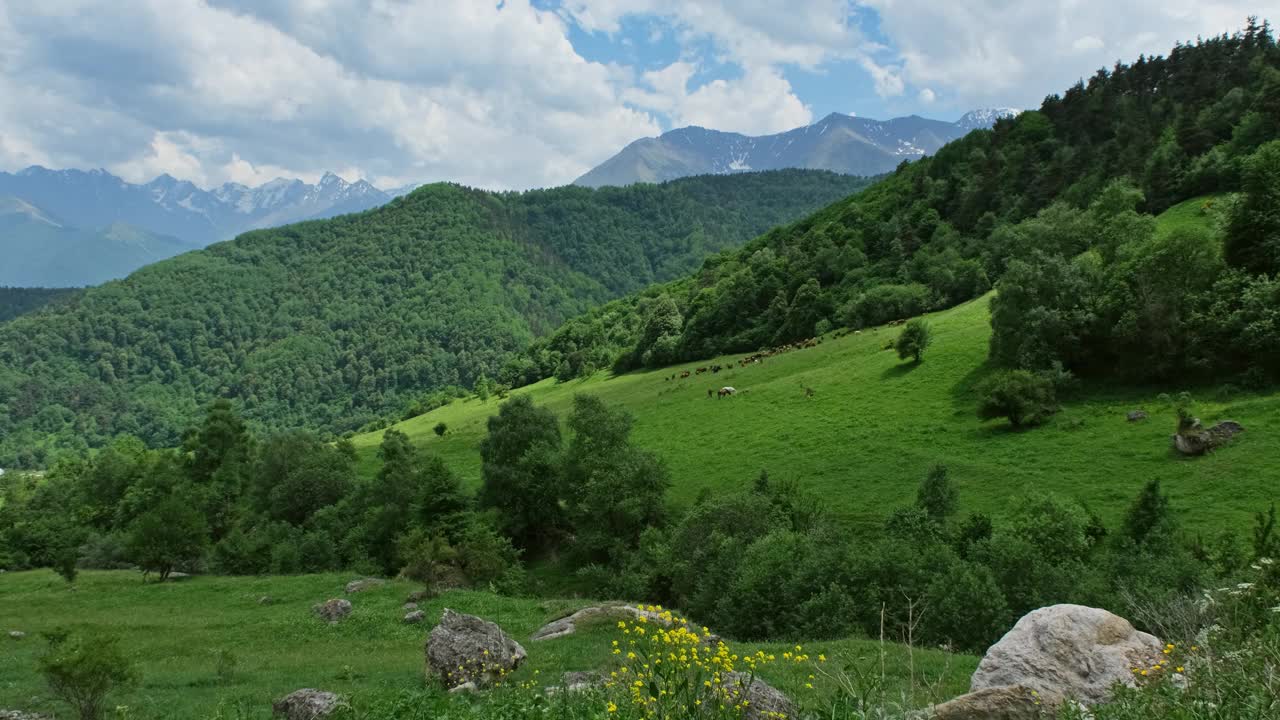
0, 171, 870, 467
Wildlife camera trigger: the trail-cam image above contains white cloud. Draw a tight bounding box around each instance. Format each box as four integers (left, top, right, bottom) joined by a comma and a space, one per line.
917, 88, 936, 104
624, 62, 812, 134
860, 1, 1269, 108
0, 0, 661, 190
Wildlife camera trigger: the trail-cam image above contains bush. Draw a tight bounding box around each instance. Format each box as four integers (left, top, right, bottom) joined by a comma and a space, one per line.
976, 370, 1057, 427
37, 632, 138, 720
895, 319, 933, 363
433, 422, 447, 437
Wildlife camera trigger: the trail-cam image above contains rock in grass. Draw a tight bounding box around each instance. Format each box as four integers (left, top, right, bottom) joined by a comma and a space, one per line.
929, 685, 1060, 719
402, 602, 419, 611
719, 673, 796, 720
969, 604, 1162, 707
1126, 410, 1147, 422
312, 598, 352, 623
0, 711, 51, 720
258, 596, 274, 605
1172, 419, 1244, 456
344, 578, 385, 594
272, 689, 344, 719
403, 610, 425, 624
530, 604, 683, 641
425, 609, 526, 689
8, 631, 24, 640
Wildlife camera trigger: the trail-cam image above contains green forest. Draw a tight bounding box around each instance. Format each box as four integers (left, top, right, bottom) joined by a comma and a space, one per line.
0, 170, 869, 467
524, 23, 1280, 386
0, 287, 80, 323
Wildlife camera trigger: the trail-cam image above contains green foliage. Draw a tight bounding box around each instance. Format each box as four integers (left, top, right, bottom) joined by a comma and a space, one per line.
1123, 480, 1174, 546
127, 493, 209, 581
0, 286, 80, 323
37, 632, 138, 720
894, 319, 932, 363
53, 546, 78, 585
478, 396, 566, 553
433, 422, 448, 438
976, 370, 1057, 428
916, 464, 958, 523
0, 171, 867, 466
1224, 140, 1280, 274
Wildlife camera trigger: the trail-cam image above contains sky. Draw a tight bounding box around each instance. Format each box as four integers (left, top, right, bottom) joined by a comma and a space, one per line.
0, 1, 1269, 190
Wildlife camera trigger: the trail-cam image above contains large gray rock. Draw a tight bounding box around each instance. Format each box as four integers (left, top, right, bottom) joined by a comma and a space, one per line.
272, 689, 344, 720
969, 604, 1162, 707
425, 609, 526, 689
344, 578, 386, 594
930, 686, 1060, 719
1173, 419, 1244, 456
531, 604, 683, 641
312, 598, 352, 623
720, 673, 796, 720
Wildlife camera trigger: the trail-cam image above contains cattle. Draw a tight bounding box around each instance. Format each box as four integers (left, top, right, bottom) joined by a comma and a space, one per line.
680, 370, 691, 379
718, 386, 736, 398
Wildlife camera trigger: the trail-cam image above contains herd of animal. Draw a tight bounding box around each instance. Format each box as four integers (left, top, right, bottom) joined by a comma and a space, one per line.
661, 336, 826, 399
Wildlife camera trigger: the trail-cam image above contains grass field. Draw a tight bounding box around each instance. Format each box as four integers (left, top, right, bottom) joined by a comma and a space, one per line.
352, 211, 1279, 534
0, 570, 973, 718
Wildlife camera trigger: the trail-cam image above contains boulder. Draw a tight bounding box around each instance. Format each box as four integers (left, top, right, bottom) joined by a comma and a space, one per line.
403, 602, 419, 611
8, 631, 25, 640
531, 604, 682, 641
1173, 419, 1244, 456
404, 610, 425, 624
425, 609, 526, 688
448, 681, 478, 694
969, 604, 1162, 707
1126, 410, 1147, 422
312, 598, 352, 623
272, 689, 344, 720
344, 578, 386, 594
929, 686, 1060, 719
720, 673, 796, 720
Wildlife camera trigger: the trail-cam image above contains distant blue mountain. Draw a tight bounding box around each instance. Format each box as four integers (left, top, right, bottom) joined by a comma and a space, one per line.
575, 108, 1021, 187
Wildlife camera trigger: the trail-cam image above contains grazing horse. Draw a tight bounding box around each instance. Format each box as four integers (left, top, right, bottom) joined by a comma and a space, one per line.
718, 386, 736, 398
680, 370, 691, 379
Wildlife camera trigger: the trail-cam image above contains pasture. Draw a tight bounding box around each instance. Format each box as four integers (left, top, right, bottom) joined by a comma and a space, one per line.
0, 570, 973, 718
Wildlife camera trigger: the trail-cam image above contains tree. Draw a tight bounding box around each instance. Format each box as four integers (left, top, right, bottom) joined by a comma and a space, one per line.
977, 370, 1057, 428
127, 494, 209, 581
53, 546, 78, 586
916, 464, 958, 523
1123, 480, 1174, 545
637, 294, 684, 367
433, 422, 448, 438
922, 561, 1011, 652
183, 399, 252, 541
1224, 140, 1280, 275
478, 396, 565, 552
38, 633, 138, 720
563, 395, 670, 566
895, 318, 933, 363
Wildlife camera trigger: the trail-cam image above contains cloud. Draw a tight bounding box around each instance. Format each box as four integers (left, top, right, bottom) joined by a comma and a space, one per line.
860, 1, 1268, 108
917, 88, 936, 104
624, 62, 813, 134
0, 0, 660, 190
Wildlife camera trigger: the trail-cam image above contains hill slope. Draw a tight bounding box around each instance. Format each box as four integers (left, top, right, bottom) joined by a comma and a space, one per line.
574, 109, 1019, 187
0, 287, 81, 323
353, 273, 1280, 536
0, 170, 871, 466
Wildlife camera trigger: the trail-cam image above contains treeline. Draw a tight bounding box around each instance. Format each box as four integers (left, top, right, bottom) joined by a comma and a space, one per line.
5, 395, 1276, 655
513, 21, 1279, 383
0, 170, 871, 467
0, 287, 80, 323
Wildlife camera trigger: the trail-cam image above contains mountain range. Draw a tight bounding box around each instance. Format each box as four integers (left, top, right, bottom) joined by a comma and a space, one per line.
0, 168, 414, 287
574, 108, 1021, 188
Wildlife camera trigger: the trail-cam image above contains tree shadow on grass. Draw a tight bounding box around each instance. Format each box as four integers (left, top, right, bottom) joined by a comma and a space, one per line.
949, 358, 1001, 414
880, 360, 921, 380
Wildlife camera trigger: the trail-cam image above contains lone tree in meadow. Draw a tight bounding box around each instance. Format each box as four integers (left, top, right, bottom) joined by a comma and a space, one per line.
433, 421, 448, 438
895, 319, 932, 363
977, 370, 1056, 428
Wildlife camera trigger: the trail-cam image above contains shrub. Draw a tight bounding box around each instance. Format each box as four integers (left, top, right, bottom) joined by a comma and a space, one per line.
976, 370, 1057, 428
53, 546, 78, 585
433, 422, 447, 437
37, 632, 138, 720
895, 319, 933, 363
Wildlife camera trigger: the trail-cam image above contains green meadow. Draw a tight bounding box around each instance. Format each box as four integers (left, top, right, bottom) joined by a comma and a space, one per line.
0, 570, 972, 719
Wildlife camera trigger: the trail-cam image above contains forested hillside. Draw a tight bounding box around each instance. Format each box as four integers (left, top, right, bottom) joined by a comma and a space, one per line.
0, 170, 870, 466
0, 287, 81, 323
523, 23, 1279, 383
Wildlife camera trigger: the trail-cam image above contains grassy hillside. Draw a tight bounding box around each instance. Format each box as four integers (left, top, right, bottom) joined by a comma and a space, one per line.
0, 170, 871, 467
352, 197, 1279, 534
0, 570, 973, 719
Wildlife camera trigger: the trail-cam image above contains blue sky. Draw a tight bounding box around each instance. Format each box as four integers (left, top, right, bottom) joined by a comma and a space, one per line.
0, 1, 1268, 190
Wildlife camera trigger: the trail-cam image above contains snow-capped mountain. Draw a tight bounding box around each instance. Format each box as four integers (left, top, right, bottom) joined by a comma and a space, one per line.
0, 167, 398, 248
574, 108, 1023, 188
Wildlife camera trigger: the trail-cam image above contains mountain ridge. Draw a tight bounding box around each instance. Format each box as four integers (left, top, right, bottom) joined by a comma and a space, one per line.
574, 108, 1021, 188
